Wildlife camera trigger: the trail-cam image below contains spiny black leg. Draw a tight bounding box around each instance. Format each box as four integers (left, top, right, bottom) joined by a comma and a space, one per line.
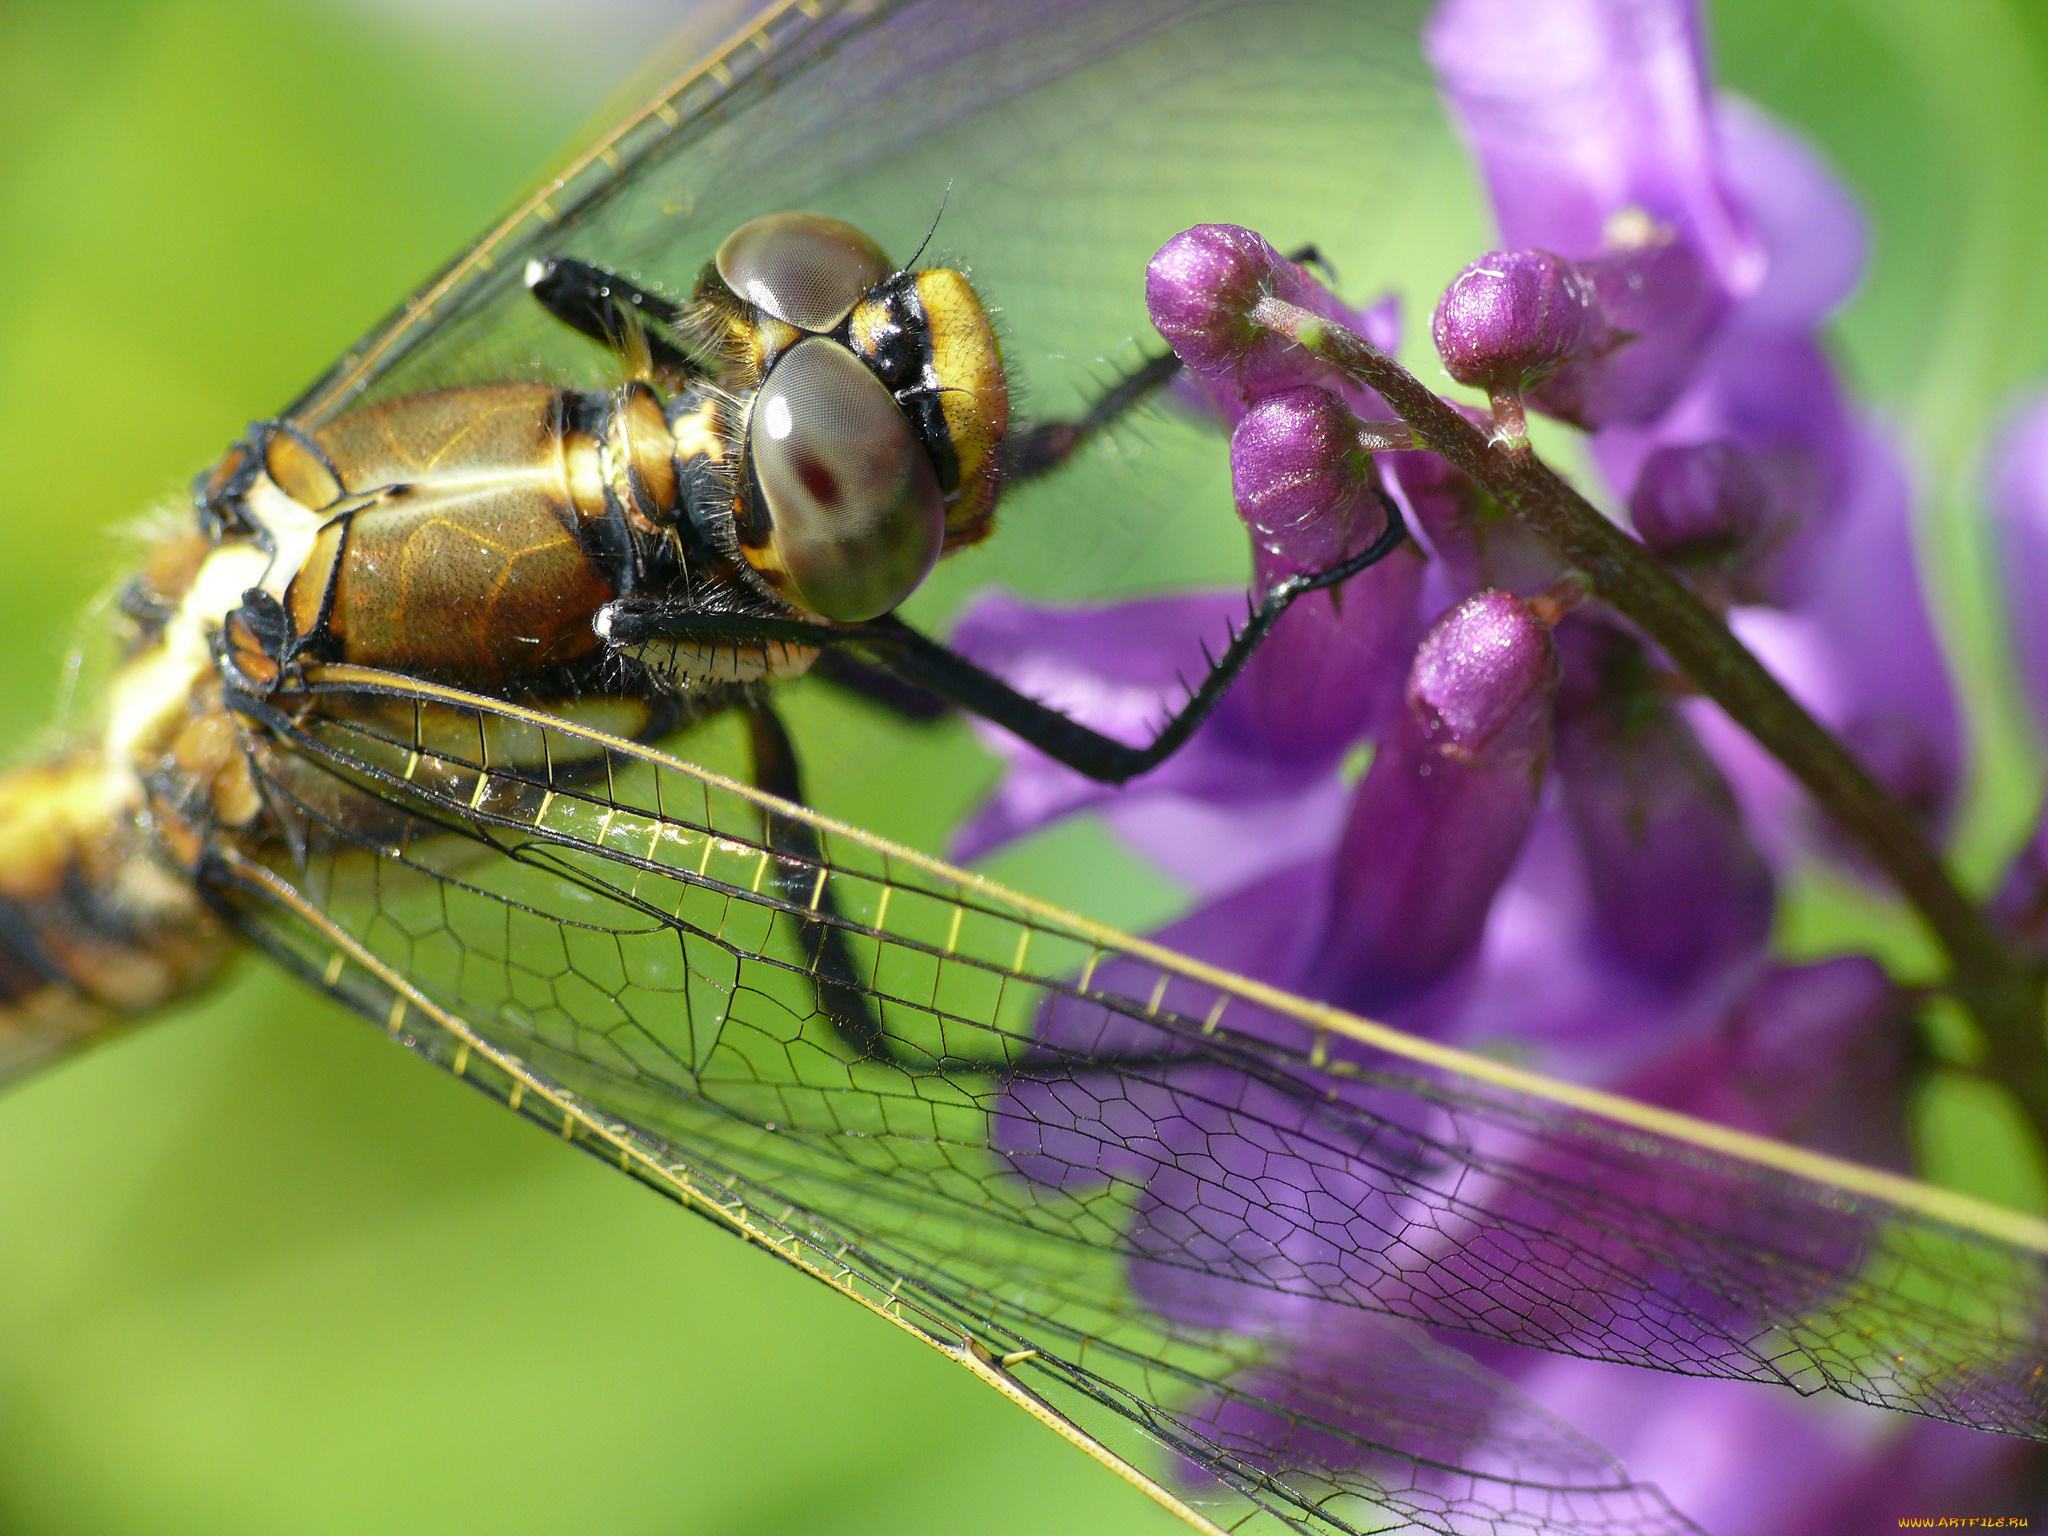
809, 650, 952, 723
745, 699, 896, 1064
1000, 246, 1330, 485
525, 255, 703, 382
605, 489, 1409, 785
1001, 350, 1184, 484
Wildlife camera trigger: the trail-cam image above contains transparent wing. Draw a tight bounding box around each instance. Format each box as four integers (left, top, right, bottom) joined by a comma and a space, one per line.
282, 0, 1448, 477
202, 666, 2048, 1536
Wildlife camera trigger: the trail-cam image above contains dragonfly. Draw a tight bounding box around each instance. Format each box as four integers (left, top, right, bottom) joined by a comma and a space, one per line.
2, 2, 2044, 1533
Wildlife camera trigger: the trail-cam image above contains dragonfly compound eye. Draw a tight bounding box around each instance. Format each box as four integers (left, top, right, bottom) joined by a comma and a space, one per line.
714, 211, 893, 333
743, 336, 945, 621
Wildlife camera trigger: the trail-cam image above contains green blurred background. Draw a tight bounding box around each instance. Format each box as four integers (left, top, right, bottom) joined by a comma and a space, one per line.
2, 1, 2048, 1532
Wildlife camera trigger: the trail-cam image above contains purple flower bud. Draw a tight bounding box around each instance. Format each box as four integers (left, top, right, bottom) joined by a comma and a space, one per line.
1552, 617, 1774, 986
1408, 591, 1560, 769
1231, 386, 1380, 575
1307, 692, 1545, 1015
1147, 224, 1386, 413
1527, 233, 1729, 429
1147, 224, 1277, 378
1627, 440, 1768, 571
1431, 249, 1597, 396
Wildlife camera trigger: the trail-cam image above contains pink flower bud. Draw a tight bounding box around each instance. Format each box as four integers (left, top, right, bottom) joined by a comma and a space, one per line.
1147, 224, 1391, 414
1230, 386, 1381, 575
1408, 590, 1560, 769
1431, 249, 1596, 396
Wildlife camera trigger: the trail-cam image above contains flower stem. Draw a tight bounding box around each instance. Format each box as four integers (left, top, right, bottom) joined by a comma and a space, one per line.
1254, 295, 2048, 1142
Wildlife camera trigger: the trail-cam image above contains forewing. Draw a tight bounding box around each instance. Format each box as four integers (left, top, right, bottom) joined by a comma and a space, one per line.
204, 667, 2048, 1536
283, 0, 1445, 476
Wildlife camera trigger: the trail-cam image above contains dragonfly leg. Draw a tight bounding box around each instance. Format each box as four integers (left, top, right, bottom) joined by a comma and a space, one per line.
1000, 245, 1329, 484
524, 255, 704, 384
1000, 349, 1183, 484
808, 651, 951, 723
744, 698, 899, 1064
602, 488, 1408, 784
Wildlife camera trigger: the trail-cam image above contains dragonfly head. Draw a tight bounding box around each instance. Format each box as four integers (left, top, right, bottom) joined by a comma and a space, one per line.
709, 212, 1009, 622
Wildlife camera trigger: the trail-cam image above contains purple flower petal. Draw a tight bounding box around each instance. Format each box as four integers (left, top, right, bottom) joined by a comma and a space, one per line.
1389, 446, 1570, 599
1988, 388, 2048, 734
1527, 233, 1731, 427
1149, 227, 1396, 417
1629, 440, 1767, 564
1713, 96, 1867, 333
1622, 956, 1914, 1170
1432, 249, 1599, 396
1151, 226, 1403, 430
1552, 616, 1775, 987
1447, 799, 1754, 1079
1995, 796, 2048, 955
1306, 692, 1547, 1016
1783, 420, 1962, 838
1473, 1345, 2045, 1534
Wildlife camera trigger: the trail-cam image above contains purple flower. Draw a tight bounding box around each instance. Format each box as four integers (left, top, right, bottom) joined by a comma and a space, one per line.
1149, 226, 1405, 427
1432, 0, 1960, 855
1393, 442, 1570, 599
1407, 589, 1560, 769
1232, 387, 1387, 574
1307, 656, 1550, 1018
1423, 0, 1760, 293
1527, 234, 1732, 428
1425, 0, 1761, 427
960, 0, 2001, 1520
1988, 392, 2048, 956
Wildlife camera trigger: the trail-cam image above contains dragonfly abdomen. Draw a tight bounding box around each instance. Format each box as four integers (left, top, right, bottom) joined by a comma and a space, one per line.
0, 751, 228, 1084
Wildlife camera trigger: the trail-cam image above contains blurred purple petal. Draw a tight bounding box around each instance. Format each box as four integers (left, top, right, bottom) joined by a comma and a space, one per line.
1552, 617, 1775, 987
1649, 422, 1958, 864
1581, 98, 1869, 589
1306, 695, 1546, 1016
1527, 234, 1731, 428
1995, 798, 2048, 955
1424, 0, 1761, 291
949, 525, 1425, 872
1785, 420, 1962, 838
1627, 440, 1769, 598
1448, 800, 1752, 1079
1173, 1310, 1684, 1530
1713, 96, 1866, 332
1623, 956, 1914, 1170
1988, 389, 2048, 734
947, 590, 1248, 861
1472, 1346, 2044, 1534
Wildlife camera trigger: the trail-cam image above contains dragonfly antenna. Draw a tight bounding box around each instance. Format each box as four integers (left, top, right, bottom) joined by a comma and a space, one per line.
905, 182, 953, 270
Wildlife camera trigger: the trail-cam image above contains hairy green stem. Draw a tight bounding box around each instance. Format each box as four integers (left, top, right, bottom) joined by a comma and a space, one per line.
1251, 294, 2048, 1143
